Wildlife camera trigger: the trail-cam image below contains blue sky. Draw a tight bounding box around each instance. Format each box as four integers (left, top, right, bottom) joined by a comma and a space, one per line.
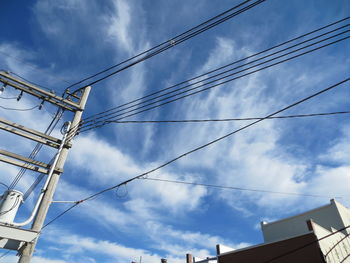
1, 0, 350, 262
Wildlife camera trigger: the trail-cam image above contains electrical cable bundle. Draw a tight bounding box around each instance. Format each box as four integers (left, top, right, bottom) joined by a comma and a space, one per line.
96, 110, 350, 124
76, 17, 350, 134
43, 76, 350, 228
65, 0, 267, 92
8, 109, 64, 190
3, 0, 265, 194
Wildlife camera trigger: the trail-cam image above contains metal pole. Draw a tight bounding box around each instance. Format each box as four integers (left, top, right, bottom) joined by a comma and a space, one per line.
18, 86, 91, 263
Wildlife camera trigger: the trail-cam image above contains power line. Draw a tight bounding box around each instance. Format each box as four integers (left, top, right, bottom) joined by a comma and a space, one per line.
43, 77, 350, 227
0, 182, 9, 190
0, 96, 17, 100
9, 109, 64, 190
78, 23, 350, 134
0, 52, 71, 85
77, 0, 266, 90
0, 105, 39, 111
5, 69, 72, 190
86, 31, 350, 126
262, 224, 350, 263
82, 16, 350, 123
138, 177, 340, 198
0, 250, 11, 260
67, 0, 265, 92
23, 160, 52, 200
9, 71, 53, 93
102, 110, 350, 124
25, 223, 350, 263
5, 71, 72, 192
79, 31, 350, 133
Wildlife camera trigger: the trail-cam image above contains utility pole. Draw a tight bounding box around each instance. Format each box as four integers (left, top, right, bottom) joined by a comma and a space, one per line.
18, 85, 91, 263
0, 71, 91, 263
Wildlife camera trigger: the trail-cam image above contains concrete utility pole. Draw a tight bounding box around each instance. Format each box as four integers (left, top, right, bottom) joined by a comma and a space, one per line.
0, 71, 91, 263
18, 86, 91, 263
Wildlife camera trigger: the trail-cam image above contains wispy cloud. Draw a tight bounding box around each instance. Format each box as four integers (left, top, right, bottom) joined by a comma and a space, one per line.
1, 0, 349, 261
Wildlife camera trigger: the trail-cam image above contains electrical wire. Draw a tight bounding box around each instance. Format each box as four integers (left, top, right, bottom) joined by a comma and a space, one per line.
0, 51, 71, 85
78, 22, 350, 134
8, 81, 86, 198
340, 254, 350, 263
9, 71, 53, 93
82, 17, 350, 123
1, 59, 70, 192
325, 232, 350, 258
0, 194, 21, 216
139, 177, 340, 198
0, 250, 11, 260
23, 173, 45, 200
67, 0, 265, 91
102, 110, 350, 124
42, 104, 60, 119
22, 160, 53, 201
0, 105, 39, 111
6, 64, 84, 192
78, 31, 350, 134
9, 109, 64, 190
0, 182, 9, 190
0, 96, 17, 100
43, 76, 350, 228
262, 224, 350, 263
41, 216, 350, 263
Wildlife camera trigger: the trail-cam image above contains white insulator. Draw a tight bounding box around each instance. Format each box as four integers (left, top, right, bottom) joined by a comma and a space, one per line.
0, 190, 23, 224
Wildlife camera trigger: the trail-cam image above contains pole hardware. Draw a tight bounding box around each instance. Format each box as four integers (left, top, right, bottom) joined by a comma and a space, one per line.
0, 71, 82, 111
0, 71, 91, 262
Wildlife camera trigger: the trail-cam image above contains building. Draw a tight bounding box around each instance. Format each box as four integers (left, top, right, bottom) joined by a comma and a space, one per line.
186, 199, 350, 263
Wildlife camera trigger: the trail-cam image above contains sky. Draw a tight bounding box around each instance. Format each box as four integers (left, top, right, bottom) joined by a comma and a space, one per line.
0, 0, 350, 262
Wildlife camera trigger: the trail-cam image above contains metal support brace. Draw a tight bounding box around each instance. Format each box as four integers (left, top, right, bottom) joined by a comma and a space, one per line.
0, 118, 64, 148
0, 71, 81, 111
0, 224, 38, 251
0, 150, 63, 174
0, 155, 49, 174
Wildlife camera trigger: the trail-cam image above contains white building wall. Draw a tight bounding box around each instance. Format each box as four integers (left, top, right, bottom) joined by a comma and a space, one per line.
335, 201, 350, 235
312, 221, 350, 263
261, 199, 349, 243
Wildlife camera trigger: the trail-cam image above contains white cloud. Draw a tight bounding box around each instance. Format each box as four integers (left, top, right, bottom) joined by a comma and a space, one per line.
155, 37, 309, 215
67, 133, 208, 215
54, 179, 137, 229
40, 224, 249, 263
69, 133, 142, 186
33, 256, 70, 263
2, 2, 349, 262
145, 221, 250, 253
52, 179, 245, 261
200, 37, 251, 74
300, 125, 350, 206
303, 126, 350, 207
105, 0, 133, 54
320, 125, 350, 164
34, 0, 96, 41
311, 166, 350, 199
41, 227, 186, 263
